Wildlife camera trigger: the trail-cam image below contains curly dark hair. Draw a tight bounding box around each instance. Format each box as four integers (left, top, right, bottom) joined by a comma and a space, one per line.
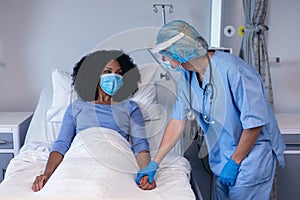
72, 50, 140, 101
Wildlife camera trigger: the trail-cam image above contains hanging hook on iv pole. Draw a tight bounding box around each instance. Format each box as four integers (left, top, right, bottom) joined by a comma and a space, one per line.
151, 4, 175, 82
153, 4, 173, 25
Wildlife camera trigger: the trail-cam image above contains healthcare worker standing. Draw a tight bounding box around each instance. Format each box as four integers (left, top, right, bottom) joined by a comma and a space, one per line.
135, 20, 286, 200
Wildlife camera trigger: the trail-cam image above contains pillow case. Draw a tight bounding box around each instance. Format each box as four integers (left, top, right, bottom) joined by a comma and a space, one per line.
131, 63, 159, 121
46, 68, 77, 122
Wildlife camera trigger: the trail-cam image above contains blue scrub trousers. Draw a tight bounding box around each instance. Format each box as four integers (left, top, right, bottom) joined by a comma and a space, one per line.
214, 153, 276, 200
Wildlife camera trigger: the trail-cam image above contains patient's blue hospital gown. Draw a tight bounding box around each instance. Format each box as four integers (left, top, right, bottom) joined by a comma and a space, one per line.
172, 51, 285, 199
51, 99, 149, 155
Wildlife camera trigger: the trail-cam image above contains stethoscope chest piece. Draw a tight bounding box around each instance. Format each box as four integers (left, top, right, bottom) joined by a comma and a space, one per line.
187, 111, 195, 121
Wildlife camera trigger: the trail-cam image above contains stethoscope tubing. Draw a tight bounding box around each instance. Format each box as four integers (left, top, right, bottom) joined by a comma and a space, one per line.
188, 53, 215, 124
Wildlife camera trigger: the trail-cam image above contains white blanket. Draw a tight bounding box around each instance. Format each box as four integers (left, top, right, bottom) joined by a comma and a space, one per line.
0, 127, 195, 200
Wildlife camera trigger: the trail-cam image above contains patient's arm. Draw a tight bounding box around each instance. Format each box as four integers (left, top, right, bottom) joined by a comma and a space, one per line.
136, 150, 156, 190
136, 150, 151, 168
32, 151, 63, 192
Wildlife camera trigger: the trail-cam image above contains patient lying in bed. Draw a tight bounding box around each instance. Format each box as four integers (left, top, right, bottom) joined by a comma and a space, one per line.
32, 50, 156, 191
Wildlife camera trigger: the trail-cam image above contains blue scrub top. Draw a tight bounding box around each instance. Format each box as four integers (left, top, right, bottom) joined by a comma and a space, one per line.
173, 51, 285, 186
51, 99, 149, 156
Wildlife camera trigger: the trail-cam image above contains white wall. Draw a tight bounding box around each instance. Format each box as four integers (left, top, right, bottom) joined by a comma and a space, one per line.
266, 0, 300, 113
220, 0, 244, 56
220, 0, 300, 113
266, 0, 300, 64
0, 0, 211, 111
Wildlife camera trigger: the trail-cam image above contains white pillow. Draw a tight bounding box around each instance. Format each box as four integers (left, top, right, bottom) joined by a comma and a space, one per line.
131, 64, 159, 121
46, 68, 77, 122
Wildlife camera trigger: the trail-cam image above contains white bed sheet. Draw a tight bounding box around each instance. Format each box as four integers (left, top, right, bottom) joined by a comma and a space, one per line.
0, 66, 195, 199
0, 127, 195, 200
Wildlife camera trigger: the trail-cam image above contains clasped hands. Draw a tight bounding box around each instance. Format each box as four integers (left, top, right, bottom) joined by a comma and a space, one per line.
136, 160, 159, 190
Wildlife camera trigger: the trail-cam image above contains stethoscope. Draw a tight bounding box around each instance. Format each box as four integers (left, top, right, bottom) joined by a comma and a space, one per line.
187, 54, 215, 124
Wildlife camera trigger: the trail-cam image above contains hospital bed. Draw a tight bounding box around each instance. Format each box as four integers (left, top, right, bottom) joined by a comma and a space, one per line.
0, 61, 196, 199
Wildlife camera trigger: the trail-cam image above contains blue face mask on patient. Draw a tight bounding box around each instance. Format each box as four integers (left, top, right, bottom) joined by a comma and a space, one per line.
100, 74, 123, 96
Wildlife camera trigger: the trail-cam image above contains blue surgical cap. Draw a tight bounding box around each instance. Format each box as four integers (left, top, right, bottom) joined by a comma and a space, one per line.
155, 20, 208, 63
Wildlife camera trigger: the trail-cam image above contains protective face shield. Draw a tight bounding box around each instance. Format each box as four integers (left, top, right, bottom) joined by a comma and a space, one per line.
100, 74, 123, 96
150, 20, 209, 66
149, 32, 185, 72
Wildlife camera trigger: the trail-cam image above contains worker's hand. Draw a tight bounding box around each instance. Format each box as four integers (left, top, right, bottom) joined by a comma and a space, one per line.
136, 160, 159, 185
32, 174, 50, 192
218, 158, 240, 186
138, 176, 157, 190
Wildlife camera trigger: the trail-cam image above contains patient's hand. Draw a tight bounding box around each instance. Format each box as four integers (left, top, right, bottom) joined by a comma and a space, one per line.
32, 174, 50, 192
138, 176, 156, 190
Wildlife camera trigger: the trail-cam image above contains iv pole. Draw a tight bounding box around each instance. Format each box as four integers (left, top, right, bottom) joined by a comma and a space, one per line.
149, 4, 175, 81
153, 4, 173, 25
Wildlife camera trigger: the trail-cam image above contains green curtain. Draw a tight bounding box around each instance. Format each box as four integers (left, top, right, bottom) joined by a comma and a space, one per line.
239, 0, 277, 199
239, 0, 274, 109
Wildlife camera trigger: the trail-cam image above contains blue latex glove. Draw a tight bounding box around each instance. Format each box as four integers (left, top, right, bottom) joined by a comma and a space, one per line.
135, 160, 159, 184
218, 158, 240, 186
